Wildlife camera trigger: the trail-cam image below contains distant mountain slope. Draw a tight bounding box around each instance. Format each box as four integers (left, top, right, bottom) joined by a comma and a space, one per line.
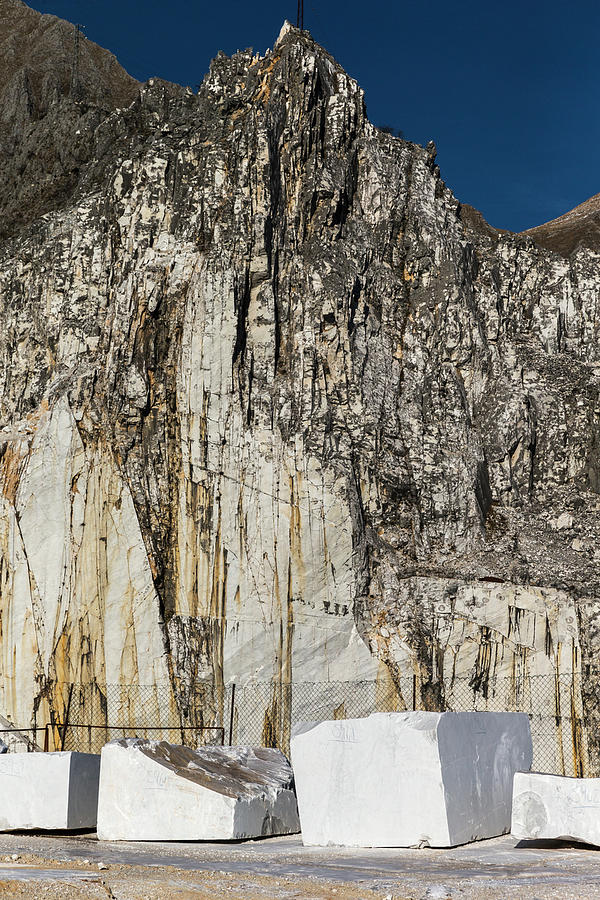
520, 193, 600, 256
0, 0, 138, 116
0, 0, 139, 239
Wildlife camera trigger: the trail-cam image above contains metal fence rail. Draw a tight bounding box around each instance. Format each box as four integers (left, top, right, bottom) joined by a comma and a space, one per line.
58, 724, 225, 754
9, 672, 593, 775
0, 727, 49, 752
223, 675, 589, 776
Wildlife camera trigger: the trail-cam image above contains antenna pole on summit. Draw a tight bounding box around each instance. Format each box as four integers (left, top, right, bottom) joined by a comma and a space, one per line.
296, 0, 304, 30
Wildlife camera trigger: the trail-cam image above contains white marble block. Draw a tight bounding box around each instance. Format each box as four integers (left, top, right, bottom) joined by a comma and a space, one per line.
0, 751, 100, 831
291, 711, 532, 847
96, 739, 300, 841
512, 772, 600, 845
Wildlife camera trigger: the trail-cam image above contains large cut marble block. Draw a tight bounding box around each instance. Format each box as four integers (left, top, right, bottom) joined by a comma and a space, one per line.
0, 751, 100, 831
291, 711, 532, 847
512, 772, 600, 845
96, 739, 300, 841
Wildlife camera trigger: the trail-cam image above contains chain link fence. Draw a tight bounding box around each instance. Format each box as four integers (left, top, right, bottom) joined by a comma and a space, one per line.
0, 727, 49, 753
59, 724, 224, 753
226, 674, 590, 776
32, 672, 592, 776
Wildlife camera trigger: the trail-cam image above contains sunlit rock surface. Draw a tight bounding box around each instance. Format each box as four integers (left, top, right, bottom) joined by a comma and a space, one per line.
97, 739, 299, 840
0, 751, 100, 831
1, 4, 600, 764
291, 711, 532, 847
512, 771, 600, 846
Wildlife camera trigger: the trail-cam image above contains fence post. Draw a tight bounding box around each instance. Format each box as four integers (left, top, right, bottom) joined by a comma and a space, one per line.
60, 684, 74, 751
228, 683, 236, 746
412, 674, 417, 711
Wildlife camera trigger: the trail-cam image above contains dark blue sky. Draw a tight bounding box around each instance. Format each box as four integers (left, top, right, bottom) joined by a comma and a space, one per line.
30, 0, 600, 232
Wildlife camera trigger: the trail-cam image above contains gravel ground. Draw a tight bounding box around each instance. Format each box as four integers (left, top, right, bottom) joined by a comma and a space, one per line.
0, 833, 598, 898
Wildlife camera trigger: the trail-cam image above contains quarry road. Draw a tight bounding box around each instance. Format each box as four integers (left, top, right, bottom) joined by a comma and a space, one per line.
0, 833, 598, 898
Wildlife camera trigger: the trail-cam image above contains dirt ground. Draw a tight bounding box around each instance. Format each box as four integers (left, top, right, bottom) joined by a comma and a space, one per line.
0, 833, 599, 899
0, 864, 388, 900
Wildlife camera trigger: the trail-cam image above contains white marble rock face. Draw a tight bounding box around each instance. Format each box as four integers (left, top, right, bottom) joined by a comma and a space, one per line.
512, 772, 600, 846
2, 12, 599, 763
291, 711, 533, 847
0, 751, 100, 831
96, 739, 300, 841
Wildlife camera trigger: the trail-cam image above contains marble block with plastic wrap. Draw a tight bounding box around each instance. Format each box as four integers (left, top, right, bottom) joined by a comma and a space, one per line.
512, 772, 600, 845
291, 711, 532, 847
0, 751, 100, 831
97, 739, 300, 840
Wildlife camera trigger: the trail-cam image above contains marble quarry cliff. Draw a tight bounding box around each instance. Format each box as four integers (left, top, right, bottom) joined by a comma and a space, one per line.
1, 2, 600, 761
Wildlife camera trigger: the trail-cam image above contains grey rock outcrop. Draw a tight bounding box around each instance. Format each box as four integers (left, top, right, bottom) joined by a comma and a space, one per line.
1, 10, 599, 768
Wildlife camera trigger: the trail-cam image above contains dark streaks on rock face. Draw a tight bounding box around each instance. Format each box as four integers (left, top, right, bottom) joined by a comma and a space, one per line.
2, 12, 600, 769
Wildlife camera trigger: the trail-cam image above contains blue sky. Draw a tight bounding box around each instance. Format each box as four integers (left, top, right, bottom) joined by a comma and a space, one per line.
29, 0, 600, 232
